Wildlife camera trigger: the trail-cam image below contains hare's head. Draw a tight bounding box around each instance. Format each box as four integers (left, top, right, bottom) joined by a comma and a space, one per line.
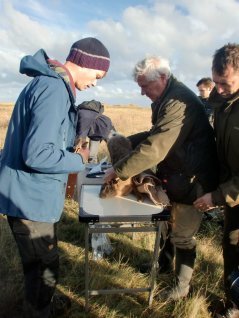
99, 179, 118, 198
99, 178, 133, 198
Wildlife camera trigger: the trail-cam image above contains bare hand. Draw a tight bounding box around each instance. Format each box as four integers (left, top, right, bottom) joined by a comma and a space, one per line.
76, 147, 90, 163
193, 193, 215, 212
104, 167, 117, 183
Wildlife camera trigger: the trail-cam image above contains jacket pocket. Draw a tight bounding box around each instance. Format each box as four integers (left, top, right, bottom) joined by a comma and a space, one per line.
163, 173, 198, 204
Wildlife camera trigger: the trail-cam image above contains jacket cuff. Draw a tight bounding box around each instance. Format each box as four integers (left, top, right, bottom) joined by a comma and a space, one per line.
76, 153, 86, 164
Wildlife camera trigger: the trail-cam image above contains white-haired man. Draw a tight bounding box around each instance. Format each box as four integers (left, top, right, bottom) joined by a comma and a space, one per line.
104, 55, 219, 300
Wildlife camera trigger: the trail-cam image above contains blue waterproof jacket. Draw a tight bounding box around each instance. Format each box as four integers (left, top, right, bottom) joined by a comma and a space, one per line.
0, 49, 85, 222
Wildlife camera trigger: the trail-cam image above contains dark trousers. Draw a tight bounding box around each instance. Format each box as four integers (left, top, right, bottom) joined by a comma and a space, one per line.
7, 217, 59, 317
222, 205, 239, 301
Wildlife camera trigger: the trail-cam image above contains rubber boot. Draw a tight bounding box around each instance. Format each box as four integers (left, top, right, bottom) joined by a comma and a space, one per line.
168, 247, 196, 300
88, 140, 100, 163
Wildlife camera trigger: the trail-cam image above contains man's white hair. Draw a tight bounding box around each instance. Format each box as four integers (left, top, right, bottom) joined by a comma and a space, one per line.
133, 56, 171, 82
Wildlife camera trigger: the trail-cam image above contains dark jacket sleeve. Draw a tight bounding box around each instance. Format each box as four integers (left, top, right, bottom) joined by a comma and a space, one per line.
128, 131, 150, 149
114, 99, 193, 180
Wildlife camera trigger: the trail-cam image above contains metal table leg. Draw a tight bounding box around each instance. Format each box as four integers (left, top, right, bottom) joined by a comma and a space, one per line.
85, 224, 90, 311
148, 221, 162, 306
84, 220, 166, 310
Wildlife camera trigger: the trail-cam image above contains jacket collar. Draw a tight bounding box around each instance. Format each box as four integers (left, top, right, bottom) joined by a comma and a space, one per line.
209, 88, 239, 111
150, 76, 175, 124
151, 75, 174, 108
47, 59, 76, 105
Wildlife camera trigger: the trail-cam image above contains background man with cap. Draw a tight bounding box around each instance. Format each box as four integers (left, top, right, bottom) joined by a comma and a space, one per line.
0, 37, 110, 318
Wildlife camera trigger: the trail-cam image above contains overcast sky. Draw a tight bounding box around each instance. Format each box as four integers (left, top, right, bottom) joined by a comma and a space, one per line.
0, 0, 239, 107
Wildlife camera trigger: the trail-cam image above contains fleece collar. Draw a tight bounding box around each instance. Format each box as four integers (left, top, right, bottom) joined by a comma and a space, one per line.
47, 59, 76, 99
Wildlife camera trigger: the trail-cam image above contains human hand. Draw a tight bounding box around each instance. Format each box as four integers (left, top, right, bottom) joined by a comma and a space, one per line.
193, 193, 215, 212
77, 146, 90, 163
103, 167, 117, 183
74, 141, 89, 163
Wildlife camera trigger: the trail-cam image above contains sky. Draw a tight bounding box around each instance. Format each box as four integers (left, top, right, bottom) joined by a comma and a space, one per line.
0, 0, 239, 108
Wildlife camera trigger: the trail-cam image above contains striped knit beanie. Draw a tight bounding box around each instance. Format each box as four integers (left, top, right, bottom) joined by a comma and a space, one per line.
66, 37, 110, 72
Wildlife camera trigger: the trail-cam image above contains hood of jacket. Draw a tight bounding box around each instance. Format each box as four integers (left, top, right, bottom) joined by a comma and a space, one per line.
20, 49, 76, 105
20, 49, 58, 78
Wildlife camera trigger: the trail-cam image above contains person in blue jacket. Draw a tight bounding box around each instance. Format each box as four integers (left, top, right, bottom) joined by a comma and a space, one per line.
0, 37, 110, 318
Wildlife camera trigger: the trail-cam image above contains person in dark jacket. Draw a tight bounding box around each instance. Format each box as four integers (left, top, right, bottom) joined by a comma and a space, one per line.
104, 55, 218, 300
0, 37, 110, 318
76, 100, 115, 163
194, 43, 239, 313
196, 77, 215, 124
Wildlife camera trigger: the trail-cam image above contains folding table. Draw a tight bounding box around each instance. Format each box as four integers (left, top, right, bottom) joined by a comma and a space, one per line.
79, 184, 170, 311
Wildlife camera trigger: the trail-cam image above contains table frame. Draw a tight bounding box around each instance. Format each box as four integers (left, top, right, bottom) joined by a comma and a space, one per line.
79, 184, 170, 311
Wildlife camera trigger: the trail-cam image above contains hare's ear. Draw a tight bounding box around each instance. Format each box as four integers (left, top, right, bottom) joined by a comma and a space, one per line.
74, 137, 88, 153
112, 178, 119, 185
99, 183, 107, 198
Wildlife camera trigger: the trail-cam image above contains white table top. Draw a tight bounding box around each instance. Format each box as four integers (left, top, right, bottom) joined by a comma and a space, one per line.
79, 185, 169, 223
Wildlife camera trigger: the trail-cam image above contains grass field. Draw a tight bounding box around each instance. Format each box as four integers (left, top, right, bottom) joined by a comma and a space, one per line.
0, 103, 225, 318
